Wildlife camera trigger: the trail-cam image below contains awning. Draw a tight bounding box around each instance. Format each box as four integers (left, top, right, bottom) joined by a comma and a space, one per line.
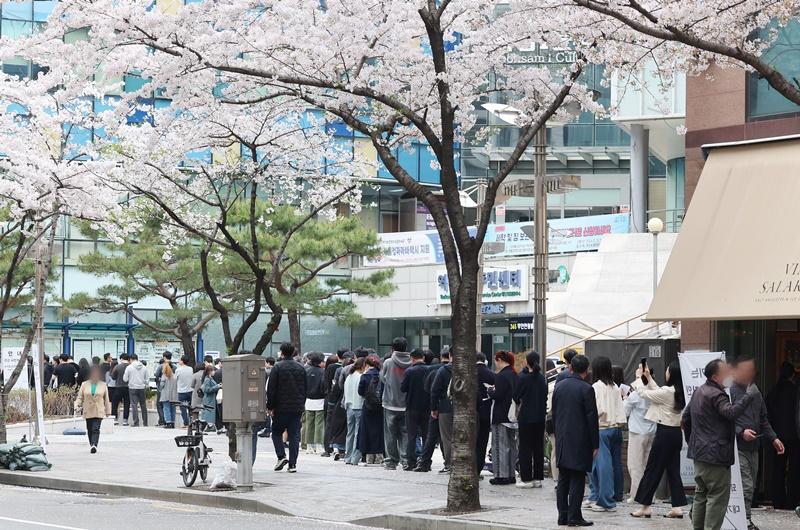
646, 136, 800, 321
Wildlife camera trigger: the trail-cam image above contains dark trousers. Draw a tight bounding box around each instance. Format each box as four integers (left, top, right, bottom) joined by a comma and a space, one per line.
419, 414, 440, 465
772, 438, 800, 509
272, 412, 302, 467
519, 421, 545, 482
215, 403, 223, 430
476, 416, 491, 473
557, 467, 587, 523
111, 387, 130, 421
129, 388, 147, 426
85, 418, 102, 447
405, 409, 429, 466
634, 424, 687, 507
156, 391, 165, 424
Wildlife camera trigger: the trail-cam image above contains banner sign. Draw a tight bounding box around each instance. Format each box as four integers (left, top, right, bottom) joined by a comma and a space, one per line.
437, 266, 528, 304
679, 351, 748, 530
364, 213, 630, 267
2, 346, 26, 391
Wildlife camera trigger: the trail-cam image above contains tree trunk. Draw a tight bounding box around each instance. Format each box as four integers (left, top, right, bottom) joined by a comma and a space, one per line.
287, 309, 301, 353
176, 320, 196, 362
446, 252, 481, 513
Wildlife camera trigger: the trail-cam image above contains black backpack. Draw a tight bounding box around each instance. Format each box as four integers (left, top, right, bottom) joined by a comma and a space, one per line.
363, 376, 382, 412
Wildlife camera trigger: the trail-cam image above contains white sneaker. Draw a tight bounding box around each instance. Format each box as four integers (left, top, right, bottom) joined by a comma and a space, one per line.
516, 481, 535, 489
582, 500, 595, 508
532, 480, 543, 488
590, 504, 616, 512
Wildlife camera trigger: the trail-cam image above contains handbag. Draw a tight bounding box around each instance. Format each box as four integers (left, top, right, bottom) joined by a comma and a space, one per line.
216, 387, 223, 404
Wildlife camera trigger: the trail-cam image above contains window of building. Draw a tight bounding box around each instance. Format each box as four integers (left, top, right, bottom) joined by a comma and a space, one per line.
747, 20, 800, 120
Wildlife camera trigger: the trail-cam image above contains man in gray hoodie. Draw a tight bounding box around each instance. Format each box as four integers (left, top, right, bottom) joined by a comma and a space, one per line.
123, 353, 150, 427
380, 337, 412, 470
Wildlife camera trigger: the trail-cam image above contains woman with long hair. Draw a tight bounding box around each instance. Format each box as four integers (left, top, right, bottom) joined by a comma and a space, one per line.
200, 365, 221, 431
357, 354, 384, 465
303, 352, 326, 454
514, 351, 548, 488
587, 356, 626, 512
630, 360, 688, 519
489, 350, 519, 485
159, 360, 178, 429
74, 365, 111, 453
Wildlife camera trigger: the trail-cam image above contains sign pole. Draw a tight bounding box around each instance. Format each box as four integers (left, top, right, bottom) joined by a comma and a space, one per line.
533, 127, 548, 367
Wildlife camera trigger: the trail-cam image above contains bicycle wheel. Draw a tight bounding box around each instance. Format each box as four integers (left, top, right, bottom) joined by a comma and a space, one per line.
199, 462, 208, 482
181, 449, 198, 487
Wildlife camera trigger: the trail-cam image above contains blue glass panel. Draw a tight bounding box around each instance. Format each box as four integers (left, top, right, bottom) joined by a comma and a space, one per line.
1, 60, 28, 79
377, 152, 393, 180
2, 19, 32, 39
33, 1, 57, 21
123, 74, 149, 93
397, 144, 419, 180
419, 145, 440, 184
3, 2, 33, 21
594, 124, 629, 147
326, 120, 351, 137
186, 147, 212, 164
747, 20, 800, 119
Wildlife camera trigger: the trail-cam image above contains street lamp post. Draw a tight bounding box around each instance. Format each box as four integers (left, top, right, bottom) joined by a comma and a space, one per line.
532, 127, 548, 368
647, 217, 664, 297
475, 177, 487, 355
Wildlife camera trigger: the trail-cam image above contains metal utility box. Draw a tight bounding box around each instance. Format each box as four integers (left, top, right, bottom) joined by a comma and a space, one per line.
221, 354, 266, 423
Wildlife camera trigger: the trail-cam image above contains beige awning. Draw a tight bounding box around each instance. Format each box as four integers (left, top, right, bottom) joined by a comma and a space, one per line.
646, 136, 800, 321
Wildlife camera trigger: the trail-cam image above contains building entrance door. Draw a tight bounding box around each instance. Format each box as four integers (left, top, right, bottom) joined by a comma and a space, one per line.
775, 332, 800, 376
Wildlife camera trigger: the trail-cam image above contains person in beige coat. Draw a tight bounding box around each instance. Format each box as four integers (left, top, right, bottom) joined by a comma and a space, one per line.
75, 365, 112, 453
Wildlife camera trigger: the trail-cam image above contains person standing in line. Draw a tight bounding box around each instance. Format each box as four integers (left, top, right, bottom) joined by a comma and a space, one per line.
514, 351, 547, 488
257, 357, 276, 438
623, 375, 656, 504
380, 337, 412, 470
190, 363, 205, 424
550, 349, 579, 482
730, 354, 784, 530
358, 354, 384, 465
74, 365, 111, 454
213, 358, 225, 434
266, 342, 307, 473
555, 349, 579, 384
586, 356, 626, 513
303, 352, 327, 454
344, 357, 366, 465
154, 351, 174, 427
321, 349, 343, 457
76, 358, 91, 388
174, 355, 194, 428
553, 354, 598, 527
200, 365, 221, 430
123, 353, 149, 427
629, 360, 687, 519
401, 348, 431, 471
159, 359, 179, 429
766, 361, 799, 510
413, 348, 445, 472
110, 354, 130, 425
99, 353, 113, 381
682, 359, 758, 530
488, 350, 520, 486
475, 352, 496, 479
54, 353, 79, 388
430, 349, 454, 473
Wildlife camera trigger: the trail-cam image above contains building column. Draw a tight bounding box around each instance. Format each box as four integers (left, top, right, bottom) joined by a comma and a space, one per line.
126, 310, 135, 355
195, 332, 204, 365
630, 124, 649, 232
62, 317, 71, 356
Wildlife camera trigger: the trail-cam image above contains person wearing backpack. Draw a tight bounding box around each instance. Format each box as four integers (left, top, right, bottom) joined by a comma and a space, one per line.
303, 352, 327, 454
357, 354, 384, 465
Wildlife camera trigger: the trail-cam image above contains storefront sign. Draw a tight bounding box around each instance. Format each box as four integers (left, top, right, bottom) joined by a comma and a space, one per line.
508, 317, 534, 333
437, 266, 527, 304
678, 351, 748, 529
364, 213, 629, 267
481, 303, 506, 315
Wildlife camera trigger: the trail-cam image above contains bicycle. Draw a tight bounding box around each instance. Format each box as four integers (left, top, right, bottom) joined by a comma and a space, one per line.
175, 419, 213, 487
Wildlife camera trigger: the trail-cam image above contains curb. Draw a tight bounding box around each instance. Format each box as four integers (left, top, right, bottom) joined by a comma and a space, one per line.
0, 470, 291, 516
354, 513, 539, 530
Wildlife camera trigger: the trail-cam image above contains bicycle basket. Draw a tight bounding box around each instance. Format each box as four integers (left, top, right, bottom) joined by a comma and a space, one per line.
174, 435, 202, 447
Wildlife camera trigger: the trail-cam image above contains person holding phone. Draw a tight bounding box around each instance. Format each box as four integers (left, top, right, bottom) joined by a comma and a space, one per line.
630, 360, 687, 519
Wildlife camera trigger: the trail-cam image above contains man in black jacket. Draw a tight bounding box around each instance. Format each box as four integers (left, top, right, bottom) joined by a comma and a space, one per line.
475, 352, 495, 477
430, 353, 453, 473
401, 349, 431, 470
266, 342, 307, 473
683, 359, 757, 530
321, 349, 343, 457
552, 354, 598, 527
766, 361, 799, 509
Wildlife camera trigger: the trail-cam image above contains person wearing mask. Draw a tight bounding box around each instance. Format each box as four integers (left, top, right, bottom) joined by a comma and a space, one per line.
552, 354, 599, 528
303, 352, 327, 454
153, 351, 174, 427
122, 353, 149, 427
630, 360, 688, 519
110, 354, 130, 425
488, 350, 520, 486
200, 365, 221, 430
175, 355, 194, 428
74, 365, 111, 454
766, 361, 799, 510
730, 355, 784, 530
514, 351, 547, 488
358, 354, 384, 466
321, 350, 343, 457
159, 359, 179, 429
266, 342, 307, 473
344, 357, 366, 465
475, 351, 495, 478
623, 375, 656, 504
682, 359, 759, 530
54, 353, 79, 388
429, 348, 453, 473
401, 348, 431, 471
555, 349, 578, 385
380, 337, 412, 470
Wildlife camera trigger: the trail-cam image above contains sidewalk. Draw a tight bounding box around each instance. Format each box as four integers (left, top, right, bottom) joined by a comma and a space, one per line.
1, 422, 795, 529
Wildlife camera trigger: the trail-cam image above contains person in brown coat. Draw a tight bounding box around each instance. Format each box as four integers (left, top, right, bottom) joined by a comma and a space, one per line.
75, 365, 112, 453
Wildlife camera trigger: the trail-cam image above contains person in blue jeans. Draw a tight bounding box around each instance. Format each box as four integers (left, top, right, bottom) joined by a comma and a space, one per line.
344, 358, 366, 464
175, 355, 194, 427
587, 356, 626, 512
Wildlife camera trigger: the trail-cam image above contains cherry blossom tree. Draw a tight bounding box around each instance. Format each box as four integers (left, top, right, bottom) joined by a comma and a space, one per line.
14, 0, 612, 510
